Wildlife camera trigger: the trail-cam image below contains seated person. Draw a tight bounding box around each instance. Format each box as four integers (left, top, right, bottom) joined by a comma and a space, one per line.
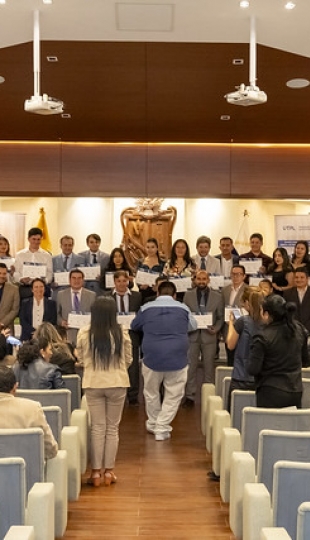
258, 278, 274, 297
19, 278, 57, 341
13, 338, 66, 389
34, 322, 77, 375
0, 365, 58, 459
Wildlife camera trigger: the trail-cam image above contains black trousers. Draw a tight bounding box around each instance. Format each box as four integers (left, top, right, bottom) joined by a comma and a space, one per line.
256, 386, 302, 409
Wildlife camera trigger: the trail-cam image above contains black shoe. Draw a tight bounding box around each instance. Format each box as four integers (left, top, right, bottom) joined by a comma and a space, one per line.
207, 471, 220, 482
182, 398, 195, 409
128, 398, 139, 407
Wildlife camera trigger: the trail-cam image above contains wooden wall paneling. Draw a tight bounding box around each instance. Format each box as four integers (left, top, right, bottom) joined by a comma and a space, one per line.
0, 143, 61, 195
61, 144, 148, 196
230, 146, 310, 199
147, 144, 231, 197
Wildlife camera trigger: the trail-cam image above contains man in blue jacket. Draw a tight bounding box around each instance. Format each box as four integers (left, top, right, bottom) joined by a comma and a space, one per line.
131, 281, 197, 441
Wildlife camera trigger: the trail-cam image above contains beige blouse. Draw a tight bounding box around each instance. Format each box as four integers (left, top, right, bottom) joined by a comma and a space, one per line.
76, 325, 132, 389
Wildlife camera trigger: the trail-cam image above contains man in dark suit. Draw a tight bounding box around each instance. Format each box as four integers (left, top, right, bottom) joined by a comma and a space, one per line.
215, 236, 239, 277
108, 270, 142, 405
284, 267, 310, 332
57, 269, 96, 345
0, 263, 20, 334
183, 270, 224, 406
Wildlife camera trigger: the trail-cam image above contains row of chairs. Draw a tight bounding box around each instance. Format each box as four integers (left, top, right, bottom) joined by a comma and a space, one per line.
0, 375, 89, 539
201, 366, 310, 540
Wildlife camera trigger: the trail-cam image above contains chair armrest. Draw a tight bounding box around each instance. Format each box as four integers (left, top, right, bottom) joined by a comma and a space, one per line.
25, 482, 54, 540
201, 383, 215, 435
212, 410, 231, 476
61, 426, 81, 501
229, 451, 256, 539
260, 528, 291, 540
71, 409, 88, 474
220, 427, 241, 503
206, 395, 223, 453
4, 526, 35, 540
45, 449, 68, 537
243, 483, 272, 540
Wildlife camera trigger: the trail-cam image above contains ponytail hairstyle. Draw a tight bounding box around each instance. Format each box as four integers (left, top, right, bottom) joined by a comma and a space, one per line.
89, 296, 122, 370
262, 294, 297, 337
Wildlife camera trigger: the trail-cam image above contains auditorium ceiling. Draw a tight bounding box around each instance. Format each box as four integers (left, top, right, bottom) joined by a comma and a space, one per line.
0, 0, 310, 144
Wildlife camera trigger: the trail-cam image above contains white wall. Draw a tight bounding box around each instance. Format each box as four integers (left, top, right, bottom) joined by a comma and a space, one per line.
1, 196, 310, 257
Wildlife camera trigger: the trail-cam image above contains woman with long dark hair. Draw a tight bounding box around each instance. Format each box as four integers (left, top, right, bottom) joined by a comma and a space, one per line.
267, 247, 294, 295
249, 295, 309, 408
76, 296, 132, 487
226, 287, 264, 411
164, 239, 196, 300
100, 247, 134, 291
137, 237, 165, 302
291, 240, 310, 271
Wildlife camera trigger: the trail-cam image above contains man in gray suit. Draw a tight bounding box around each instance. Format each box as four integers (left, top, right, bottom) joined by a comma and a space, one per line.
52, 235, 85, 298
0, 263, 19, 333
183, 270, 224, 406
221, 264, 246, 366
57, 268, 96, 345
193, 236, 221, 274
78, 233, 109, 295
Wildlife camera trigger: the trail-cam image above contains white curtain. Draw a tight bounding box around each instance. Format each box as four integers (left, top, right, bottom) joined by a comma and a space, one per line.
0, 213, 26, 256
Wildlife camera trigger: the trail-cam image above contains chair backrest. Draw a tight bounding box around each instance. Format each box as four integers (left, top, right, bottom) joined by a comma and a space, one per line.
297, 501, 310, 540
241, 407, 310, 463
257, 429, 310, 496
231, 390, 256, 431
62, 375, 81, 411
302, 379, 310, 408
0, 429, 44, 494
16, 389, 71, 427
215, 366, 233, 396
222, 376, 231, 411
273, 461, 310, 540
42, 406, 62, 443
0, 457, 26, 539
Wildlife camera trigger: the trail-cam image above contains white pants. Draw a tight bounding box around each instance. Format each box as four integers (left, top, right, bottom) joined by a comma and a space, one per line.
142, 363, 188, 434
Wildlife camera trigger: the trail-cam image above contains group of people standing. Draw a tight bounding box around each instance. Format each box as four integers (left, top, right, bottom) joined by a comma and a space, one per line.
1, 227, 310, 487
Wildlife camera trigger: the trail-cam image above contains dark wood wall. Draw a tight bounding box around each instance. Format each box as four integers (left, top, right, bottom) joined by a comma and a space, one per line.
0, 142, 309, 198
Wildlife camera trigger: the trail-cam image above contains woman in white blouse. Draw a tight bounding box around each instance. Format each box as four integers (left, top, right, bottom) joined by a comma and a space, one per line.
76, 296, 132, 487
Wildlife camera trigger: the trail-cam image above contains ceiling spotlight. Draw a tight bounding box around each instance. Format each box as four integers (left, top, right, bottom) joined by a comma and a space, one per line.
240, 1, 250, 8
43, 0, 53, 4
0, 0, 6, 5
285, 2, 296, 9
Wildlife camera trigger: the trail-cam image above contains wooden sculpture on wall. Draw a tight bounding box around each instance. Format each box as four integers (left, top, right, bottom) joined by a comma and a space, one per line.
120, 198, 177, 271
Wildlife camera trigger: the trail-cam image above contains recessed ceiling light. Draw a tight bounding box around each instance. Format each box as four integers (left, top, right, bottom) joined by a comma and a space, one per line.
286, 78, 310, 88
239, 1, 250, 8
285, 2, 296, 9
43, 0, 53, 4
0, 76, 5, 84
220, 115, 231, 121
46, 56, 58, 62
233, 59, 244, 65
61, 113, 71, 119
0, 0, 6, 5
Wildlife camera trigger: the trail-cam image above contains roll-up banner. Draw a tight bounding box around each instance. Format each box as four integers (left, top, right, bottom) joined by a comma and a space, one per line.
275, 215, 310, 255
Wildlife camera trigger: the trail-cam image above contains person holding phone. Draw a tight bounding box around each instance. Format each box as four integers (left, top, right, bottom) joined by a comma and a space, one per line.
226, 286, 264, 412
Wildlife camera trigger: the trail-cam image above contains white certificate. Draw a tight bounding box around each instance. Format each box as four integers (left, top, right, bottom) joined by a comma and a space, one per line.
105, 272, 115, 289
193, 313, 213, 328
225, 307, 233, 323
169, 276, 192, 292
135, 269, 159, 286
117, 312, 136, 330
249, 276, 272, 286
68, 312, 91, 329
78, 265, 100, 280
22, 263, 47, 279
0, 257, 14, 269
240, 258, 262, 274
54, 271, 70, 286
223, 277, 232, 287
209, 275, 225, 289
